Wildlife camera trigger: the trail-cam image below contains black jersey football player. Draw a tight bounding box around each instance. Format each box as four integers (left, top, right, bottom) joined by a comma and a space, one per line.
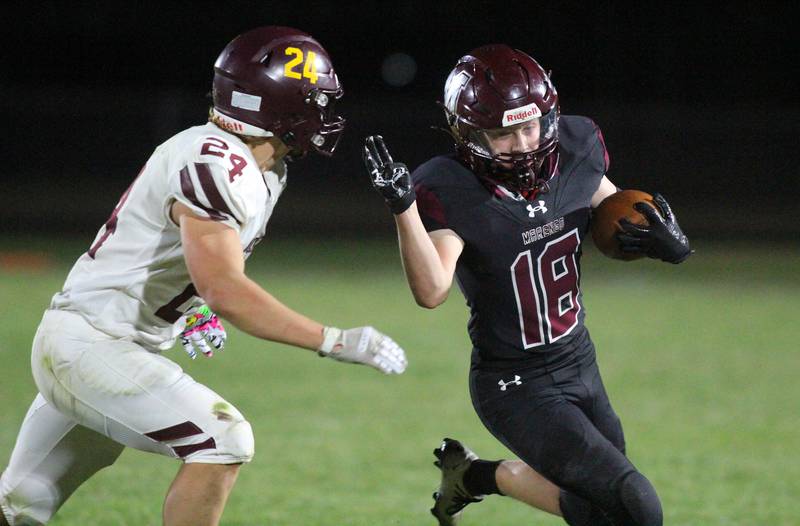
363, 45, 691, 526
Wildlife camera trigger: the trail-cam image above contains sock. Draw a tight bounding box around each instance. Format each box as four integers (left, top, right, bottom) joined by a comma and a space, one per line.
463, 459, 504, 496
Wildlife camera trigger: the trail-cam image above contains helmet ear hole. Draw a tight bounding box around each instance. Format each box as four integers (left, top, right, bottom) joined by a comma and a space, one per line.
440, 104, 458, 128
281, 131, 297, 152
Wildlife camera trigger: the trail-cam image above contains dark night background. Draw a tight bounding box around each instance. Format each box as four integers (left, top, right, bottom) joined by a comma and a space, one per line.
2, 1, 798, 240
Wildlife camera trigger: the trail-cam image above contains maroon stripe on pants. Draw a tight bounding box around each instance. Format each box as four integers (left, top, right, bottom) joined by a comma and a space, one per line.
145, 421, 203, 442
173, 437, 217, 458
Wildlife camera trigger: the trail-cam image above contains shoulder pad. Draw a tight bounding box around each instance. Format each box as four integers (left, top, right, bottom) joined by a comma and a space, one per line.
170, 132, 265, 231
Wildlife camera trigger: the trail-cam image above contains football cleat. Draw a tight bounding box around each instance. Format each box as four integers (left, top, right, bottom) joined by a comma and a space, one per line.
430, 438, 484, 525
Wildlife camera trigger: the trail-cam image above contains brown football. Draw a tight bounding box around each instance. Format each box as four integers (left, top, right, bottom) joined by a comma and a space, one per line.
591, 190, 658, 261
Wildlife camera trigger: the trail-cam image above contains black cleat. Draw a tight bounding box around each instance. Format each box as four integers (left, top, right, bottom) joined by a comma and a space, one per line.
430, 438, 484, 525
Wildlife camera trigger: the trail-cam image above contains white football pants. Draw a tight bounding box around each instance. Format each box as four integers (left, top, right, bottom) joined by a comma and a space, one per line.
0, 309, 254, 525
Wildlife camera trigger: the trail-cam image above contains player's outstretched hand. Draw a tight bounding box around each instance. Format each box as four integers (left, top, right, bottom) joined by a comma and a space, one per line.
363, 135, 416, 214
318, 326, 407, 375
617, 193, 693, 264
180, 305, 227, 359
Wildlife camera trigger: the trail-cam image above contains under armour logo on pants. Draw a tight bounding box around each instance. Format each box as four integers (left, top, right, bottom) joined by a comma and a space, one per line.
498, 375, 522, 391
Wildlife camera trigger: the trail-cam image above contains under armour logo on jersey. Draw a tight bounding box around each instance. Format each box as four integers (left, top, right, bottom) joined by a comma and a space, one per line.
527, 201, 548, 217
498, 375, 522, 391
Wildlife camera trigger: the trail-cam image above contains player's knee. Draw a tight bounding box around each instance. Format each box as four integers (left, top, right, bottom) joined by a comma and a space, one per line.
1, 477, 57, 526
185, 418, 255, 464
560, 471, 662, 526
560, 491, 612, 526
619, 471, 663, 526
223, 419, 255, 462
0, 497, 14, 526
213, 419, 255, 463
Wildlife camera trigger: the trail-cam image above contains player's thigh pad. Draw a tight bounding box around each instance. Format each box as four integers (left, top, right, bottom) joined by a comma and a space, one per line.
577, 354, 626, 454
471, 367, 636, 510
30, 309, 254, 464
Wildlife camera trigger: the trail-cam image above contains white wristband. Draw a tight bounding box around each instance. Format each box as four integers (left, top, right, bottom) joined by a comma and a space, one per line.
317, 326, 342, 356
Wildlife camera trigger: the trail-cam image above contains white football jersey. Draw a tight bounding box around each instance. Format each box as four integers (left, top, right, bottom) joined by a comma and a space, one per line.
51, 123, 287, 351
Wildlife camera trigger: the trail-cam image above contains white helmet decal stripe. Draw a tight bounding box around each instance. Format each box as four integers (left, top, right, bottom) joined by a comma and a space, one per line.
231, 90, 262, 111
211, 109, 274, 138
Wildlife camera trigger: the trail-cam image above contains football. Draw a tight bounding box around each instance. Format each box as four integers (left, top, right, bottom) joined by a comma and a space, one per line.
591, 189, 658, 261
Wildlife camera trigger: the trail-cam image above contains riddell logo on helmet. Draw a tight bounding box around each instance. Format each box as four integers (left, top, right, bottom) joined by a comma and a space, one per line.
217, 116, 244, 132
211, 108, 273, 138
502, 103, 542, 127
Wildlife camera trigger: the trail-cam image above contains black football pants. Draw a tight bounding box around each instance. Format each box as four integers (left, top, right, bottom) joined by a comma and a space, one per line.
469, 342, 662, 526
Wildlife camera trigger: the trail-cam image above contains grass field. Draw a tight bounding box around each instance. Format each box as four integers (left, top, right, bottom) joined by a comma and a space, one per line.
1, 237, 798, 525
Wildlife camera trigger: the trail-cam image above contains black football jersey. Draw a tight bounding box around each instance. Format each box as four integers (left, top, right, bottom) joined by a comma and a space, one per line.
413, 115, 609, 364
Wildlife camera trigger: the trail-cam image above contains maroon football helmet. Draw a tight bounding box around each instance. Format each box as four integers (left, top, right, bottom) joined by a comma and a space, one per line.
212, 26, 345, 157
443, 45, 559, 194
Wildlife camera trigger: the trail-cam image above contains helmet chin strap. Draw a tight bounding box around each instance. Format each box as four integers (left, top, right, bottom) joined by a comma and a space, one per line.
500, 158, 550, 197
458, 142, 558, 200
519, 173, 549, 201
534, 178, 551, 194
491, 150, 557, 200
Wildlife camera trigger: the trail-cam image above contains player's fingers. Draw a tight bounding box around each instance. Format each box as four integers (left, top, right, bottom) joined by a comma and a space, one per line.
397, 351, 408, 368
388, 342, 407, 366
365, 135, 382, 152
207, 327, 225, 350
192, 332, 214, 357
633, 202, 664, 224
363, 146, 381, 177
618, 219, 649, 235
367, 352, 387, 372
181, 336, 198, 359
616, 232, 647, 244
364, 136, 383, 164
208, 334, 224, 350
375, 356, 393, 374
377, 335, 399, 354
364, 137, 385, 172
652, 193, 675, 223
379, 352, 403, 373
375, 354, 403, 375
620, 245, 645, 253
364, 328, 404, 371
379, 341, 407, 374
617, 233, 644, 246
390, 357, 407, 374
362, 142, 376, 166
372, 136, 393, 164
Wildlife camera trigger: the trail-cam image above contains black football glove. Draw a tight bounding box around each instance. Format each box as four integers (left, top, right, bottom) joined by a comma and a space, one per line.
617, 193, 693, 264
363, 135, 416, 215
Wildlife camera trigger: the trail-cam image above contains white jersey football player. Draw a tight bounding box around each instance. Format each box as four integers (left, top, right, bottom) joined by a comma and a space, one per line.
0, 26, 406, 526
